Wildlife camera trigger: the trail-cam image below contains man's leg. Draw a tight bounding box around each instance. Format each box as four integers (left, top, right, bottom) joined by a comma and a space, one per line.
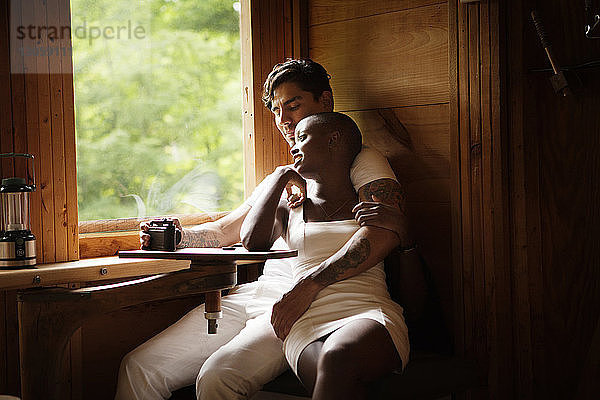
115, 289, 254, 400
196, 312, 288, 400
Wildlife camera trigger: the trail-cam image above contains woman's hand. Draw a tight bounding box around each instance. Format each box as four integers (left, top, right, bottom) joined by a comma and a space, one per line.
275, 165, 307, 208
352, 195, 413, 247
285, 181, 306, 208
271, 277, 321, 340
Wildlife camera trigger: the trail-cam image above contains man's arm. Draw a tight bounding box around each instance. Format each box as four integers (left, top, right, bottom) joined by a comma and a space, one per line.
140, 203, 252, 249
357, 178, 405, 208
309, 179, 408, 285
311, 178, 413, 285
178, 203, 252, 248
354, 178, 414, 243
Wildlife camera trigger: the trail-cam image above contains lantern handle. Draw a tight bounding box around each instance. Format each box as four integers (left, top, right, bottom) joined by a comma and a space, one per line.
0, 153, 36, 191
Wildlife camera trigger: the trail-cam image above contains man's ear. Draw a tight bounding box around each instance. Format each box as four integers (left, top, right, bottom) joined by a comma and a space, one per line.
320, 91, 333, 111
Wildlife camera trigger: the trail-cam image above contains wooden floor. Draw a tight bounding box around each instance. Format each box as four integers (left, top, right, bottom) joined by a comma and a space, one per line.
249, 392, 453, 400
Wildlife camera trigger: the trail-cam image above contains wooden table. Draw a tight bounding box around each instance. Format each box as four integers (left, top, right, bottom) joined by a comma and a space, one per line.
3, 248, 296, 400
118, 248, 298, 333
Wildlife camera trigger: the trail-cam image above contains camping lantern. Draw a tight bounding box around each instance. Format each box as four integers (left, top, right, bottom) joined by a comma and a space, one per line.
0, 153, 36, 268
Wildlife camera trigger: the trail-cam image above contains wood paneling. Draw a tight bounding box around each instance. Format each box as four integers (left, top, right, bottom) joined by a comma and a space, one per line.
346, 104, 452, 328
309, 0, 445, 26
450, 0, 512, 398
451, 1, 600, 399
1, 0, 78, 264
1, 3, 23, 396
242, 0, 300, 194
347, 104, 450, 200
80, 295, 206, 400
2, 291, 19, 397
0, 0, 14, 177
60, 0, 79, 262
34, 0, 57, 264
512, 1, 600, 396
310, 3, 449, 111
0, 291, 5, 392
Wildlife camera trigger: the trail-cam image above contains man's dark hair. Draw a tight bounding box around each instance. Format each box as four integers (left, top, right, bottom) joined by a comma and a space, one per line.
262, 59, 333, 110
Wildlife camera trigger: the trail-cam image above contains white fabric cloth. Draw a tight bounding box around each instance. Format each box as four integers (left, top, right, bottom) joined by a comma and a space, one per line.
115, 146, 397, 399
115, 272, 291, 400
282, 206, 410, 374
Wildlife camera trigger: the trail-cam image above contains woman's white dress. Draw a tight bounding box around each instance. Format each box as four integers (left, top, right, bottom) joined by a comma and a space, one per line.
282, 205, 410, 374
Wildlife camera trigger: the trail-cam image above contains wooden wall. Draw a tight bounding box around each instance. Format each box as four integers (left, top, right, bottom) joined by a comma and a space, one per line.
451, 1, 600, 399
1, 0, 79, 395
1, 0, 598, 399
242, 0, 305, 194
504, 1, 600, 399
307, 0, 454, 336
450, 1, 509, 398
0, 0, 79, 265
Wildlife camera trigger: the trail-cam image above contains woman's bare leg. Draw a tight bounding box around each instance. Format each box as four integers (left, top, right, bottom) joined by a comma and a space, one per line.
297, 319, 401, 400
297, 338, 323, 394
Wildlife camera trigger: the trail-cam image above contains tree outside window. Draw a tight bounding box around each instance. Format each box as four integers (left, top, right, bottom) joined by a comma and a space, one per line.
72, 0, 243, 221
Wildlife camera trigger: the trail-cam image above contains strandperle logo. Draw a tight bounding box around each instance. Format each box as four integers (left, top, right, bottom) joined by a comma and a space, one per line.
15, 19, 147, 46
9, 0, 151, 74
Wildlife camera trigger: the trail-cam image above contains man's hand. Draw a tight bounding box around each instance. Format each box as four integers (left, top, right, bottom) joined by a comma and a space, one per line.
352, 195, 413, 247
139, 218, 183, 249
271, 277, 321, 340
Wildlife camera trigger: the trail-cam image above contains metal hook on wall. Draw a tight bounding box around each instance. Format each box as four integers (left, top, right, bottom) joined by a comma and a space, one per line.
585, 0, 600, 38
531, 10, 572, 97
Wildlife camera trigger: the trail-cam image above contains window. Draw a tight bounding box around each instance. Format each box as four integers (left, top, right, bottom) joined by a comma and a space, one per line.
71, 0, 243, 222
5, 0, 294, 261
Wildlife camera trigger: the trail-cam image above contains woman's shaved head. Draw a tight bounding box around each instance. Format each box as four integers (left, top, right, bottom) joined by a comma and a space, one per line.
296, 112, 362, 162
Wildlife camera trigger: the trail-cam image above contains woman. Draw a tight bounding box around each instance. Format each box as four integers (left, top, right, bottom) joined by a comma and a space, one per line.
240, 112, 409, 399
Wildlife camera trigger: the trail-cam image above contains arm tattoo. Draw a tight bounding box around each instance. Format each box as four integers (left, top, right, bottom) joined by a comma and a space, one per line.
358, 179, 405, 210
178, 229, 221, 248
313, 238, 371, 286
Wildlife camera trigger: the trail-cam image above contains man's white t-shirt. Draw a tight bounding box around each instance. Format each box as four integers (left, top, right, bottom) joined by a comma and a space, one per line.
244, 146, 397, 207
240, 146, 398, 317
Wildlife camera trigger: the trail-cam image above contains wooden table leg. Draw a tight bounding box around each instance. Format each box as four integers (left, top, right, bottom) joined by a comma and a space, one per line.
204, 291, 222, 334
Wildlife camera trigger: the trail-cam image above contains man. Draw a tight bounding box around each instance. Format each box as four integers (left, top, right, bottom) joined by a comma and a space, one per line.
115, 59, 415, 400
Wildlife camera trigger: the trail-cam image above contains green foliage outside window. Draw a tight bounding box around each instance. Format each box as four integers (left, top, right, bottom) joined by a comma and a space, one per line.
72, 0, 243, 222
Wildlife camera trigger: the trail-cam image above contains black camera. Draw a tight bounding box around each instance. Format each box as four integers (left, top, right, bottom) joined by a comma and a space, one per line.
143, 218, 182, 252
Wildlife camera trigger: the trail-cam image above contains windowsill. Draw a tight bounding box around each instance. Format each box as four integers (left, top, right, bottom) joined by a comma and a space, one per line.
0, 256, 191, 291
78, 212, 230, 259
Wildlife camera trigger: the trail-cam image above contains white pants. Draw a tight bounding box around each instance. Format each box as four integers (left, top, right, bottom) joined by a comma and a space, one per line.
115, 258, 293, 400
